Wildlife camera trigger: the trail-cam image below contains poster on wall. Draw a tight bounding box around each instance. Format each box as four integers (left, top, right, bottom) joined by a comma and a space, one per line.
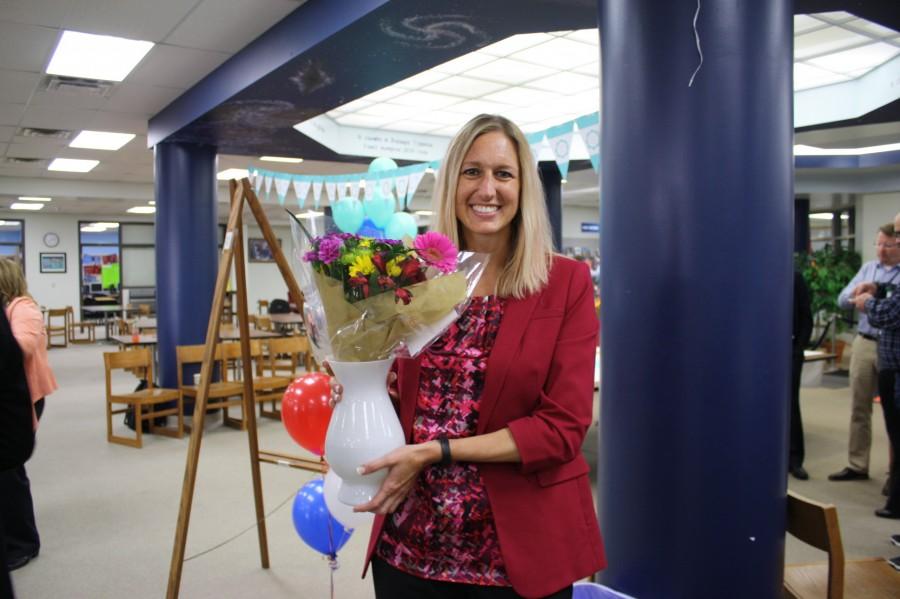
248, 237, 280, 263
40, 253, 66, 273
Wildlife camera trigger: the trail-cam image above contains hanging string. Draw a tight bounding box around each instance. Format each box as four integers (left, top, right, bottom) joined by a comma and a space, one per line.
328, 553, 339, 599
688, 0, 703, 87
323, 473, 339, 599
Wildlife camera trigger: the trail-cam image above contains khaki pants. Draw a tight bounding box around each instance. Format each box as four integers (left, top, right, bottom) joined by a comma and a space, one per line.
848, 334, 879, 473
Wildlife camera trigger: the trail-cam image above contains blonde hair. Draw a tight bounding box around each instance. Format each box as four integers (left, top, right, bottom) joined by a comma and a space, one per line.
0, 258, 29, 305
432, 114, 553, 299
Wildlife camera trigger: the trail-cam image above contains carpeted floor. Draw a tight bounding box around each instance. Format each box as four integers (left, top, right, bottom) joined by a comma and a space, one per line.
8, 343, 899, 598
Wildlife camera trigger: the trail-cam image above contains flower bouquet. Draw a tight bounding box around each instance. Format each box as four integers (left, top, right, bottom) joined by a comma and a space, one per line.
289, 212, 485, 505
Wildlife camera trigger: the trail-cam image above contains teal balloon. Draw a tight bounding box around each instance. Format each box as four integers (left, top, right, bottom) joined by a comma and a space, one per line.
385, 212, 418, 241
363, 195, 395, 228
332, 197, 364, 234
368, 157, 398, 173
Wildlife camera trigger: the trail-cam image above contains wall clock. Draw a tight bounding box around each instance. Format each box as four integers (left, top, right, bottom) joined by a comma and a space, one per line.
43, 232, 60, 248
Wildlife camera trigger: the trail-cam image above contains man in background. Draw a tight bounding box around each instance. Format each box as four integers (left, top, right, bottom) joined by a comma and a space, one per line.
790, 270, 814, 479
830, 223, 900, 485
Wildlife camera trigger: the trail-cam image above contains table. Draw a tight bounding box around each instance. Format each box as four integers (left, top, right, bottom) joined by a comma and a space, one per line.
219, 329, 283, 340
133, 317, 157, 331
268, 313, 305, 333
110, 334, 158, 347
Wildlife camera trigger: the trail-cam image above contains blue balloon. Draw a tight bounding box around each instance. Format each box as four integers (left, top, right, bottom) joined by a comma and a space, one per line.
368, 157, 398, 173
363, 194, 396, 228
385, 211, 418, 241
291, 479, 353, 557
358, 218, 386, 239
332, 197, 364, 234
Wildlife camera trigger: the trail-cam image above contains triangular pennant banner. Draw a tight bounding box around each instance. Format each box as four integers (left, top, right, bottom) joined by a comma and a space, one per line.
263, 175, 274, 197
575, 113, 601, 173
348, 179, 360, 200
546, 122, 575, 179
273, 177, 290, 206
311, 180, 323, 209
525, 131, 546, 167
254, 172, 265, 194
394, 175, 409, 206
325, 181, 337, 205
363, 179, 375, 201
406, 170, 425, 210
292, 178, 311, 209
379, 177, 393, 198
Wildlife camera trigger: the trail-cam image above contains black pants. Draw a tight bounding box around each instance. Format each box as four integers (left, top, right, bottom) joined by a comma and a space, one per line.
0, 398, 43, 565
789, 349, 805, 469
878, 369, 900, 512
372, 557, 573, 599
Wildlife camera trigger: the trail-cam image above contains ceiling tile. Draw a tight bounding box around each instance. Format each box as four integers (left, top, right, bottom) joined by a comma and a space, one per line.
355, 102, 410, 119
478, 32, 554, 57
509, 37, 596, 68
60, 0, 196, 42
433, 52, 495, 75
794, 15, 826, 35
0, 22, 57, 72
392, 68, 447, 90
7, 139, 68, 160
443, 98, 513, 116
0, 104, 27, 127
572, 61, 599, 76
126, 44, 230, 89
0, 70, 42, 104
0, 126, 16, 143
379, 120, 450, 134
29, 85, 112, 111
463, 58, 555, 86
842, 18, 900, 39
793, 62, 850, 90
87, 111, 149, 134
334, 113, 397, 128
483, 87, 561, 107
388, 90, 461, 110
20, 104, 97, 131
564, 29, 600, 45
808, 42, 900, 75
525, 71, 597, 94
0, 0, 71, 29
105, 83, 185, 115
795, 26, 871, 59
423, 76, 506, 98
165, 0, 303, 52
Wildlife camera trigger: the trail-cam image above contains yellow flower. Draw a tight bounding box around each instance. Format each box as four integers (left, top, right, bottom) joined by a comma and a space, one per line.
385, 258, 402, 277
349, 255, 375, 278
359, 239, 372, 248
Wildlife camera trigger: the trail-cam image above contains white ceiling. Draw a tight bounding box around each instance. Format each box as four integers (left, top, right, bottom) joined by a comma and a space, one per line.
0, 2, 897, 223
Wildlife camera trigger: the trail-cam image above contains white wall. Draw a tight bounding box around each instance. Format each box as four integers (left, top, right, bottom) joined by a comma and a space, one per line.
239, 224, 297, 312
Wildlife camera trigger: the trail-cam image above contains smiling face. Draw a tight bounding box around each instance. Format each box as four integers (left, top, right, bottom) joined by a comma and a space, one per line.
454, 131, 521, 253
876, 230, 900, 266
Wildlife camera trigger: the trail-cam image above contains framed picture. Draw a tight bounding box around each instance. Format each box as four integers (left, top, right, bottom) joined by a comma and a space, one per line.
40, 252, 67, 273
248, 237, 280, 263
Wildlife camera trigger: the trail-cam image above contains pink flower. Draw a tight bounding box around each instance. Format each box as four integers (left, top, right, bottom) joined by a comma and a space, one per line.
413, 232, 457, 274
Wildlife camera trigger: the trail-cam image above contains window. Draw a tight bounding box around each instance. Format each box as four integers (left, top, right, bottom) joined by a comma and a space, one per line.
79, 222, 121, 315
0, 219, 25, 268
809, 208, 854, 252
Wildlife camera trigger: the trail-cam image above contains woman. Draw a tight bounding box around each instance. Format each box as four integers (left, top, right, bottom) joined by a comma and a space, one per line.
338, 115, 605, 598
0, 258, 58, 572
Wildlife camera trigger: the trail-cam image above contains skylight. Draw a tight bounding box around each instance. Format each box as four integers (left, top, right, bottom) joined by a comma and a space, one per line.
46, 30, 153, 82
302, 13, 898, 137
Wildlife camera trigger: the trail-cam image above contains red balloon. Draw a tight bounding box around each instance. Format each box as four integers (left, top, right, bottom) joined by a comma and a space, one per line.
282, 373, 333, 456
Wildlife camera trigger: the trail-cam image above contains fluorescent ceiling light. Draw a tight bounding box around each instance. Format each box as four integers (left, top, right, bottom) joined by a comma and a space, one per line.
809, 214, 834, 220
46, 30, 153, 82
70, 130, 135, 151
94, 222, 119, 228
296, 210, 324, 220
126, 206, 156, 214
149, 201, 156, 205
80, 226, 106, 232
260, 156, 304, 163
18, 196, 51, 202
217, 168, 249, 180
48, 158, 99, 172
10, 203, 43, 211
414, 210, 434, 216
793, 142, 900, 155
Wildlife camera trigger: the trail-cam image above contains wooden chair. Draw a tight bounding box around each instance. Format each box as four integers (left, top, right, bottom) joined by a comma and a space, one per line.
257, 299, 269, 314
45, 308, 69, 348
255, 315, 273, 331
783, 491, 898, 599
266, 335, 315, 377
103, 348, 183, 448
176, 344, 246, 430
66, 306, 97, 344
220, 341, 292, 419
138, 303, 152, 316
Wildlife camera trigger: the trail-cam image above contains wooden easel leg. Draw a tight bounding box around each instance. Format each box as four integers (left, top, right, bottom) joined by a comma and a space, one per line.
166, 181, 246, 599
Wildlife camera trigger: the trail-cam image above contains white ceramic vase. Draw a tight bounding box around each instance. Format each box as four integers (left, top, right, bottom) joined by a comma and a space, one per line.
325, 359, 405, 506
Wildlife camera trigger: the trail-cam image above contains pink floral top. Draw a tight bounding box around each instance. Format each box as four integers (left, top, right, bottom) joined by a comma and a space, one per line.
377, 295, 510, 586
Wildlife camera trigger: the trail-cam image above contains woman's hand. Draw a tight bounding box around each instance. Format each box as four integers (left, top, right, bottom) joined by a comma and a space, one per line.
353, 442, 439, 514
324, 360, 397, 408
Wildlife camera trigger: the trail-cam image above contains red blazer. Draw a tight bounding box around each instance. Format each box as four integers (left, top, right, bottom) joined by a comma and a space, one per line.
365, 256, 606, 598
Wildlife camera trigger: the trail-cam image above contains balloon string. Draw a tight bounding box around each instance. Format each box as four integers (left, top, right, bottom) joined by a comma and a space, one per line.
328, 555, 339, 599
688, 0, 703, 87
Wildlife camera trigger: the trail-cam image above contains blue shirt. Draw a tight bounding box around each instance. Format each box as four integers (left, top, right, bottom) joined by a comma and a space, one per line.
866, 292, 900, 370
838, 260, 900, 337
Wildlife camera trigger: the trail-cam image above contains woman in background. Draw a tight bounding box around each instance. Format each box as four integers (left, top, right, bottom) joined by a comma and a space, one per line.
0, 258, 58, 572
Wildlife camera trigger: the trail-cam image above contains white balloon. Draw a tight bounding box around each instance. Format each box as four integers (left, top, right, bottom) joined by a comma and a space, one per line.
323, 469, 374, 529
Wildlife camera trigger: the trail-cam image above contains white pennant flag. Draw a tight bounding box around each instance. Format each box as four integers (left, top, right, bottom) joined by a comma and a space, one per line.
575, 114, 601, 173
406, 171, 425, 209
379, 177, 393, 198
311, 180, 323, 209
292, 178, 311, 209
363, 179, 375, 201
546, 123, 575, 179
325, 181, 337, 206
394, 175, 410, 208
263, 175, 274, 198
254, 172, 265, 194
249, 169, 258, 185
273, 177, 290, 206
347, 179, 360, 200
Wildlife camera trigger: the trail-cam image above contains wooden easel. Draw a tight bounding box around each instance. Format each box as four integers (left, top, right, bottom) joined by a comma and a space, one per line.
166, 178, 326, 599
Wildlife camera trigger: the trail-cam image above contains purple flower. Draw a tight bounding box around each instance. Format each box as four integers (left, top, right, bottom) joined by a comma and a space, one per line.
317, 236, 342, 264
302, 250, 318, 262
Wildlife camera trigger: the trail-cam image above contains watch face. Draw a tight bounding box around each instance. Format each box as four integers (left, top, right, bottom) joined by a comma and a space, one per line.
43, 232, 59, 248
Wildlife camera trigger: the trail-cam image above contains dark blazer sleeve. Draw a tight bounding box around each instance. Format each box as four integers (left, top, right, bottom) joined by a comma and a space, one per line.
0, 304, 34, 471
506, 260, 598, 473
793, 271, 813, 350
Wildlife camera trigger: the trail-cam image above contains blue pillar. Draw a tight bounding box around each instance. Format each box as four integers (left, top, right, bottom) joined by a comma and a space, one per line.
539, 162, 563, 251
154, 142, 219, 389
597, 2, 793, 598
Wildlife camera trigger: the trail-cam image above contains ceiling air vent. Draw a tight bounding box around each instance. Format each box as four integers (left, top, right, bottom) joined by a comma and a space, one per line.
17, 127, 72, 141
2, 157, 46, 165
40, 75, 115, 98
